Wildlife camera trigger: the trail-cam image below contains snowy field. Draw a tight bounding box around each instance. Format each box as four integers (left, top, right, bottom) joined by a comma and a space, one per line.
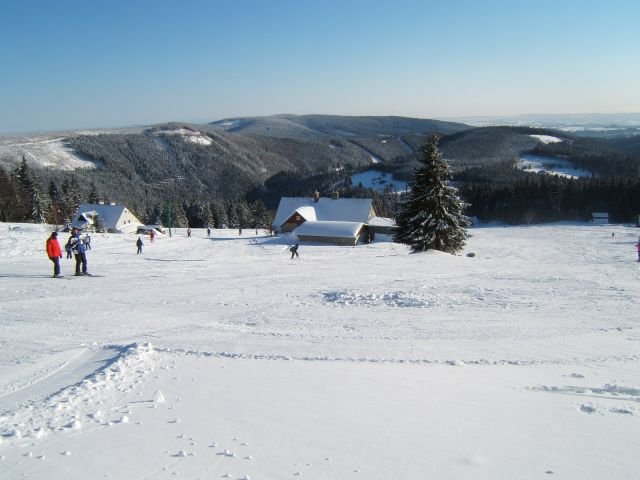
1, 222, 639, 479
0, 137, 97, 171
350, 170, 408, 192
517, 153, 592, 179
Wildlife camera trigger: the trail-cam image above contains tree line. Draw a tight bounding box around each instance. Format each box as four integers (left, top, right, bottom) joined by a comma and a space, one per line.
459, 174, 640, 224
4, 154, 639, 228
0, 156, 273, 230
3, 124, 640, 228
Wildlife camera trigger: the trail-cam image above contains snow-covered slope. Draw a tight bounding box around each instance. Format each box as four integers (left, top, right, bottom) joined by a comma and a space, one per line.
0, 136, 96, 170
0, 223, 639, 479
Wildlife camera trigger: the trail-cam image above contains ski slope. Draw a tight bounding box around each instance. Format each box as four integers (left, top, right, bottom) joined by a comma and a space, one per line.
0, 223, 639, 479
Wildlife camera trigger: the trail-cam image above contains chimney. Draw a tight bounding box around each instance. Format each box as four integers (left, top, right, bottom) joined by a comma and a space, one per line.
313, 190, 320, 202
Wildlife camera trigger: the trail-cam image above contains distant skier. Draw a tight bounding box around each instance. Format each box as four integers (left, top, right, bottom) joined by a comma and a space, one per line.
290, 243, 299, 259
136, 236, 144, 254
207, 227, 211, 237
636, 241, 640, 262
83, 234, 92, 250
45, 231, 63, 277
149, 229, 155, 243
187, 227, 192, 238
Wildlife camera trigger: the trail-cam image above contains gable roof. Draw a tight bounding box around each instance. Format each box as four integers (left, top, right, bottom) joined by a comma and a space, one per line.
72, 204, 141, 230
274, 197, 374, 227
294, 221, 365, 239
74, 204, 125, 227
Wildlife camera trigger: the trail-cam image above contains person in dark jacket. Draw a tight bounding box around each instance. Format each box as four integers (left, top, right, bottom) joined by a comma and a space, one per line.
46, 232, 63, 277
69, 227, 88, 276
136, 236, 144, 254
289, 243, 299, 259
65, 236, 73, 259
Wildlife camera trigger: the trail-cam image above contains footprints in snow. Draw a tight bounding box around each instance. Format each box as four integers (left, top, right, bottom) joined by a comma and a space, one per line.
528, 376, 639, 417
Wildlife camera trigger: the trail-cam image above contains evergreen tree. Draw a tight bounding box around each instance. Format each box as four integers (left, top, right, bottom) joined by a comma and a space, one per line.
61, 176, 83, 222
172, 203, 189, 228
93, 214, 105, 232
210, 200, 228, 228
13, 157, 48, 223
185, 201, 212, 228
251, 200, 271, 229
0, 168, 22, 222
225, 200, 240, 228
199, 202, 213, 228
87, 181, 100, 204
235, 200, 252, 229
394, 136, 470, 253
145, 204, 162, 225
47, 180, 64, 225
62, 175, 82, 218
30, 187, 48, 224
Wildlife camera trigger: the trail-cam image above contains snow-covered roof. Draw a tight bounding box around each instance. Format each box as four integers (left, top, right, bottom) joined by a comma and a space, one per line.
367, 216, 396, 227
296, 205, 317, 222
294, 221, 365, 238
274, 197, 374, 227
74, 204, 125, 228
72, 203, 142, 231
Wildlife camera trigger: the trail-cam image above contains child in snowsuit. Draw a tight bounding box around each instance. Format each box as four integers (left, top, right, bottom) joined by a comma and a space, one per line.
46, 232, 63, 277
290, 243, 299, 259
65, 236, 73, 259
136, 236, 144, 254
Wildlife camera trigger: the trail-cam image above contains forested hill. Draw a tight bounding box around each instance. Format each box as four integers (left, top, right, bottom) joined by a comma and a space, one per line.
2, 116, 640, 226
0, 116, 471, 216
438, 127, 565, 168
209, 114, 470, 139
56, 125, 378, 205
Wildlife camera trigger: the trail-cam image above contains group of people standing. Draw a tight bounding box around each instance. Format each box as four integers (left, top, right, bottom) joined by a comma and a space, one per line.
46, 226, 303, 277
46, 226, 88, 277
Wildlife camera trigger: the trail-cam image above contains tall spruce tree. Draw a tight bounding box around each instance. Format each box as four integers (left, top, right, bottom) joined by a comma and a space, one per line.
0, 168, 21, 222
48, 180, 64, 224
251, 200, 271, 229
87, 181, 100, 204
60, 176, 83, 222
210, 200, 228, 228
394, 135, 470, 253
14, 157, 47, 223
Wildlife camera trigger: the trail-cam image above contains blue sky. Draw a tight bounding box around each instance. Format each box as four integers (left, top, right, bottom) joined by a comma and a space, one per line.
1, 0, 639, 133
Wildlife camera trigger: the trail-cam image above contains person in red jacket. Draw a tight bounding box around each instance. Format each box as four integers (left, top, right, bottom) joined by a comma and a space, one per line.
46, 231, 63, 277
